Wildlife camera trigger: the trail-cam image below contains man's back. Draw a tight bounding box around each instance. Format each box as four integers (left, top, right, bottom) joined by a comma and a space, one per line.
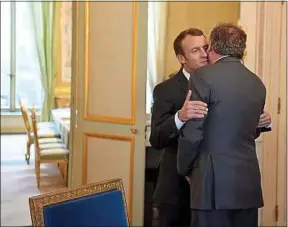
196, 57, 266, 159
178, 57, 266, 210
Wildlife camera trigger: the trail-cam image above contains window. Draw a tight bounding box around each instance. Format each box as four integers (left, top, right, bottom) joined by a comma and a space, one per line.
146, 2, 167, 116
1, 2, 11, 109
1, 2, 44, 111
146, 2, 156, 115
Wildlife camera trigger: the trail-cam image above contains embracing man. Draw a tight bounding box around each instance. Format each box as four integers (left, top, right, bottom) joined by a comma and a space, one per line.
150, 25, 271, 227
177, 23, 270, 227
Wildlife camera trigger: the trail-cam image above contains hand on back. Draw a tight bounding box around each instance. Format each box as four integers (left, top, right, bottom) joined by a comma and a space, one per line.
258, 111, 271, 128
178, 90, 208, 122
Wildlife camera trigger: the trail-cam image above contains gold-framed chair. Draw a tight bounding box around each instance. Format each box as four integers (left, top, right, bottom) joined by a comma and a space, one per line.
20, 102, 62, 164
31, 107, 69, 188
29, 179, 129, 227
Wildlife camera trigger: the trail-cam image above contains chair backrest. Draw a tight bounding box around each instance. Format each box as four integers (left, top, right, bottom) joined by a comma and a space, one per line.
19, 101, 32, 135
30, 107, 40, 156
29, 179, 129, 227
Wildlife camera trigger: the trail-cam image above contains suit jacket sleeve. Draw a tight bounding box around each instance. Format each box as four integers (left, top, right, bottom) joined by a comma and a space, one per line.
255, 126, 271, 139
177, 73, 211, 176
255, 87, 270, 138
149, 84, 179, 150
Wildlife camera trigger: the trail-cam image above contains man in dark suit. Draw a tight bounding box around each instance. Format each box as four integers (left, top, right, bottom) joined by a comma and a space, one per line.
149, 28, 210, 227
177, 23, 270, 227
150, 27, 272, 227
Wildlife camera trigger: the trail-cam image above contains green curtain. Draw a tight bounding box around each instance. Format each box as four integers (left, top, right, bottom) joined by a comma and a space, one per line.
29, 2, 56, 121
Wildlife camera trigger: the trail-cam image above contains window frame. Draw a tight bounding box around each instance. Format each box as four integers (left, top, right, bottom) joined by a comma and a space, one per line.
1, 2, 15, 112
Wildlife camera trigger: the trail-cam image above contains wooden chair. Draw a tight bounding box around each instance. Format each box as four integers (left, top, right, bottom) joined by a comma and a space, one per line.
31, 107, 69, 188
20, 102, 62, 164
29, 179, 129, 227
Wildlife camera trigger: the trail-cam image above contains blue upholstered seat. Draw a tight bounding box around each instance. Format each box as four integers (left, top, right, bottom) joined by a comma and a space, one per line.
29, 179, 129, 226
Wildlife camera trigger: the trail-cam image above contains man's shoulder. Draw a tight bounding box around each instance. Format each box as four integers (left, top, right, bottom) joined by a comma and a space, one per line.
190, 65, 215, 86
194, 64, 216, 77
243, 67, 265, 88
154, 70, 183, 92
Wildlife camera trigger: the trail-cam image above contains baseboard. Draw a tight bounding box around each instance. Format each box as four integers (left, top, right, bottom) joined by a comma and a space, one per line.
1, 127, 26, 134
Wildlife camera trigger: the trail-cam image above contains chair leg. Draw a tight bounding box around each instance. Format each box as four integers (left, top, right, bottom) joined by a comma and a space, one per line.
25, 141, 31, 164
35, 160, 41, 188
63, 162, 68, 187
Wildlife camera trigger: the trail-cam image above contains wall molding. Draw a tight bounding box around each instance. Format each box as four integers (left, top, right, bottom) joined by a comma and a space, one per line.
83, 2, 138, 125
82, 132, 135, 221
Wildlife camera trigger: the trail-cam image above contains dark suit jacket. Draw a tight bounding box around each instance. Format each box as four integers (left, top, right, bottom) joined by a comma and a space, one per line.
149, 69, 190, 205
177, 57, 266, 210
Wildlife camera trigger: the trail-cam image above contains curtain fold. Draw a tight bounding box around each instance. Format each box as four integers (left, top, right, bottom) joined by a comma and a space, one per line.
29, 2, 56, 121
146, 2, 168, 114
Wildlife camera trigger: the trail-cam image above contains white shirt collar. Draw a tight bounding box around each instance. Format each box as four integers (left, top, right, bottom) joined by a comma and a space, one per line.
182, 68, 190, 81
214, 55, 229, 63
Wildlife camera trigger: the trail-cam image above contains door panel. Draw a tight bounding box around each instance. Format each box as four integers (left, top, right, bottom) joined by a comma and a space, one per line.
84, 2, 135, 122
259, 3, 282, 225
70, 2, 147, 226
239, 2, 284, 226
276, 2, 287, 226
83, 133, 134, 216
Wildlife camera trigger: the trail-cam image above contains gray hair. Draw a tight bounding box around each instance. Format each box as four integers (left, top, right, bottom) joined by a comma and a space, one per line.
210, 23, 247, 59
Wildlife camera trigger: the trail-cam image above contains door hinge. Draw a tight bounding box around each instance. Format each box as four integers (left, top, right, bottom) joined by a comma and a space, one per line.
275, 205, 279, 222
72, 95, 75, 106
277, 97, 281, 114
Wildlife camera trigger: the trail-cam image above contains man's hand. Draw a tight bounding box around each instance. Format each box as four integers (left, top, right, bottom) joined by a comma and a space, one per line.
258, 111, 272, 128
178, 90, 208, 122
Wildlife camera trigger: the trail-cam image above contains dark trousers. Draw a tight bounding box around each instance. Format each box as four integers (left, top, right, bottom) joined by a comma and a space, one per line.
158, 203, 190, 227
191, 208, 258, 227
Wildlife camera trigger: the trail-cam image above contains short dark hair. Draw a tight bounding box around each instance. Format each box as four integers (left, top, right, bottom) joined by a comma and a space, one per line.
209, 23, 247, 59
173, 28, 204, 56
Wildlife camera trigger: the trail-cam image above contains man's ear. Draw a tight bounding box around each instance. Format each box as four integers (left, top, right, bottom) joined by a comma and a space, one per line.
207, 44, 212, 53
177, 54, 186, 65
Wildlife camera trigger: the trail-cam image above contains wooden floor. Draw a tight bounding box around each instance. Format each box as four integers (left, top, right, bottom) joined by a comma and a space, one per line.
1, 134, 66, 226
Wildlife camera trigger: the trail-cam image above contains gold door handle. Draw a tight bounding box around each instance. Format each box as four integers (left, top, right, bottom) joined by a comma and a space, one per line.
130, 128, 138, 134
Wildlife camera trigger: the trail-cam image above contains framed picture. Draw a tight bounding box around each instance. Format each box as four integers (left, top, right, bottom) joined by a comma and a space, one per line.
57, 2, 72, 86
